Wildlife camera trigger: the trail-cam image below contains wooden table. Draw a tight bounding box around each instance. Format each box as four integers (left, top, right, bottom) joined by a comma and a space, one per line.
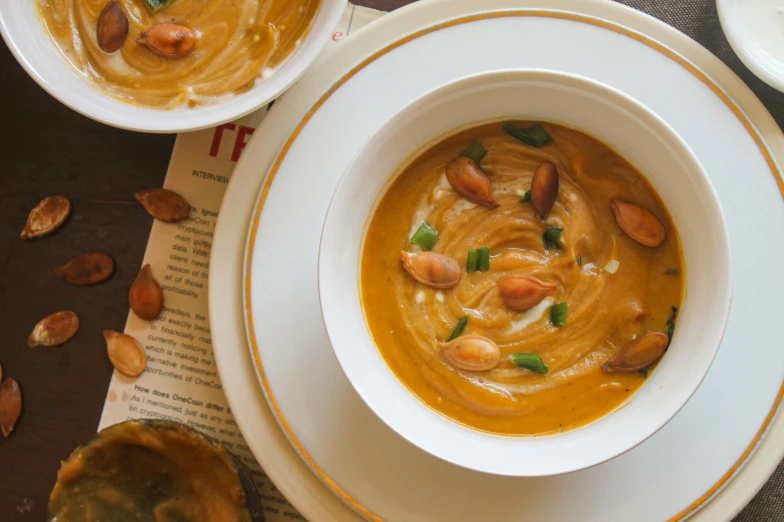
0, 1, 781, 520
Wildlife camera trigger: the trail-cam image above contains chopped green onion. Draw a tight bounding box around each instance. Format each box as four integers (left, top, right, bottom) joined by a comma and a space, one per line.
142, 0, 176, 11
502, 123, 553, 148
577, 256, 582, 266
460, 140, 487, 164
448, 316, 468, 341
410, 222, 439, 251
543, 226, 563, 251
510, 353, 549, 374
466, 250, 479, 273
664, 268, 680, 276
666, 305, 678, 346
519, 191, 531, 203
478, 247, 490, 271
550, 302, 568, 327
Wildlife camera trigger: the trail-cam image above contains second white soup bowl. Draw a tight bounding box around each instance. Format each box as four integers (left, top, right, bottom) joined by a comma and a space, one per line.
319, 69, 732, 477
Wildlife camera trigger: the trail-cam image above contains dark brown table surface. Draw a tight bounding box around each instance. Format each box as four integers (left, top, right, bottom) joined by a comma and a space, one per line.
2, 1, 783, 520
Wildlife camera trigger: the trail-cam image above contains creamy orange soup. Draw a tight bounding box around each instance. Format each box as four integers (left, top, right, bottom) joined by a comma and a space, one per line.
361, 122, 684, 436
36, 0, 319, 108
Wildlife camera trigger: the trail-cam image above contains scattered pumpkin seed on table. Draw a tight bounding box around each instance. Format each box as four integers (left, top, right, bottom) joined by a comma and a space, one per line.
104, 330, 147, 377
56, 253, 115, 286
129, 264, 164, 320
0, 378, 22, 438
135, 188, 191, 222
28, 311, 80, 347
20, 195, 71, 239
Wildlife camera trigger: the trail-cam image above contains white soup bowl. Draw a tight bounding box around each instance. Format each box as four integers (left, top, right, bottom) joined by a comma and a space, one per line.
319, 69, 732, 476
0, 0, 346, 132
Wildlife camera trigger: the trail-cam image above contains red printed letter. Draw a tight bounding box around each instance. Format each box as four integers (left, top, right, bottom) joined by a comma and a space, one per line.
332, 31, 343, 41
231, 126, 255, 162
210, 123, 236, 157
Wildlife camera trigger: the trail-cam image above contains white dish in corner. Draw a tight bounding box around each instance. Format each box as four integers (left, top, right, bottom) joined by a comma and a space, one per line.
717, 0, 784, 92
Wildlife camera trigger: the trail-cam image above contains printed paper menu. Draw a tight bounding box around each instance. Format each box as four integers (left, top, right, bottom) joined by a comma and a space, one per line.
98, 5, 383, 521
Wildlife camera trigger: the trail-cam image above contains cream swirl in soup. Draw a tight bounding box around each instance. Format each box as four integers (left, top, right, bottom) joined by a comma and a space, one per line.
36, 0, 319, 108
361, 122, 684, 436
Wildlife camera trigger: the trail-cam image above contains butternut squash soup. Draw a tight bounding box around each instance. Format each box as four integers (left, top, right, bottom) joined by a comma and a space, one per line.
361, 122, 684, 436
35, 0, 319, 108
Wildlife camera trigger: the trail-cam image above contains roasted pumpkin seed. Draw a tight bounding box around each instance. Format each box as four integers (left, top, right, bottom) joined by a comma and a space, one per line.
136, 24, 196, 58
134, 188, 190, 222
20, 195, 71, 239
400, 251, 461, 289
55, 253, 115, 285
28, 311, 80, 347
97, 1, 129, 53
603, 332, 669, 372
129, 264, 163, 320
439, 335, 500, 371
104, 330, 147, 377
531, 160, 559, 219
0, 378, 22, 438
445, 156, 499, 209
497, 275, 556, 311
611, 200, 666, 247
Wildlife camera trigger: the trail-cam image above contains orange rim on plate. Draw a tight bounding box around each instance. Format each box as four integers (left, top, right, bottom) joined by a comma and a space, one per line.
244, 10, 784, 521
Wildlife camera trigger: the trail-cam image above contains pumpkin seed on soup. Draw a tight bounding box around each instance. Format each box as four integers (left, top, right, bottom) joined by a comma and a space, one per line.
96, 1, 128, 53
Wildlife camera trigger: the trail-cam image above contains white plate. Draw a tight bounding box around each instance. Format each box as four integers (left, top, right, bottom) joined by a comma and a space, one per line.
319, 69, 732, 477
210, 1, 784, 521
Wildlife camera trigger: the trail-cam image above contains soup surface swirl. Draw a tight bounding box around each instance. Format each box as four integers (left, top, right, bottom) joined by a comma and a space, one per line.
36, 0, 319, 108
361, 122, 684, 436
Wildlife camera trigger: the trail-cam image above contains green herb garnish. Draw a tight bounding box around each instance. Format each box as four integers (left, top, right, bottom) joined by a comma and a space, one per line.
666, 305, 678, 346
459, 140, 487, 164
550, 302, 568, 327
519, 191, 531, 203
448, 316, 468, 341
142, 0, 176, 11
502, 123, 553, 148
510, 353, 549, 374
410, 222, 439, 251
664, 268, 680, 276
577, 256, 582, 266
478, 247, 490, 271
466, 250, 479, 273
543, 226, 563, 251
